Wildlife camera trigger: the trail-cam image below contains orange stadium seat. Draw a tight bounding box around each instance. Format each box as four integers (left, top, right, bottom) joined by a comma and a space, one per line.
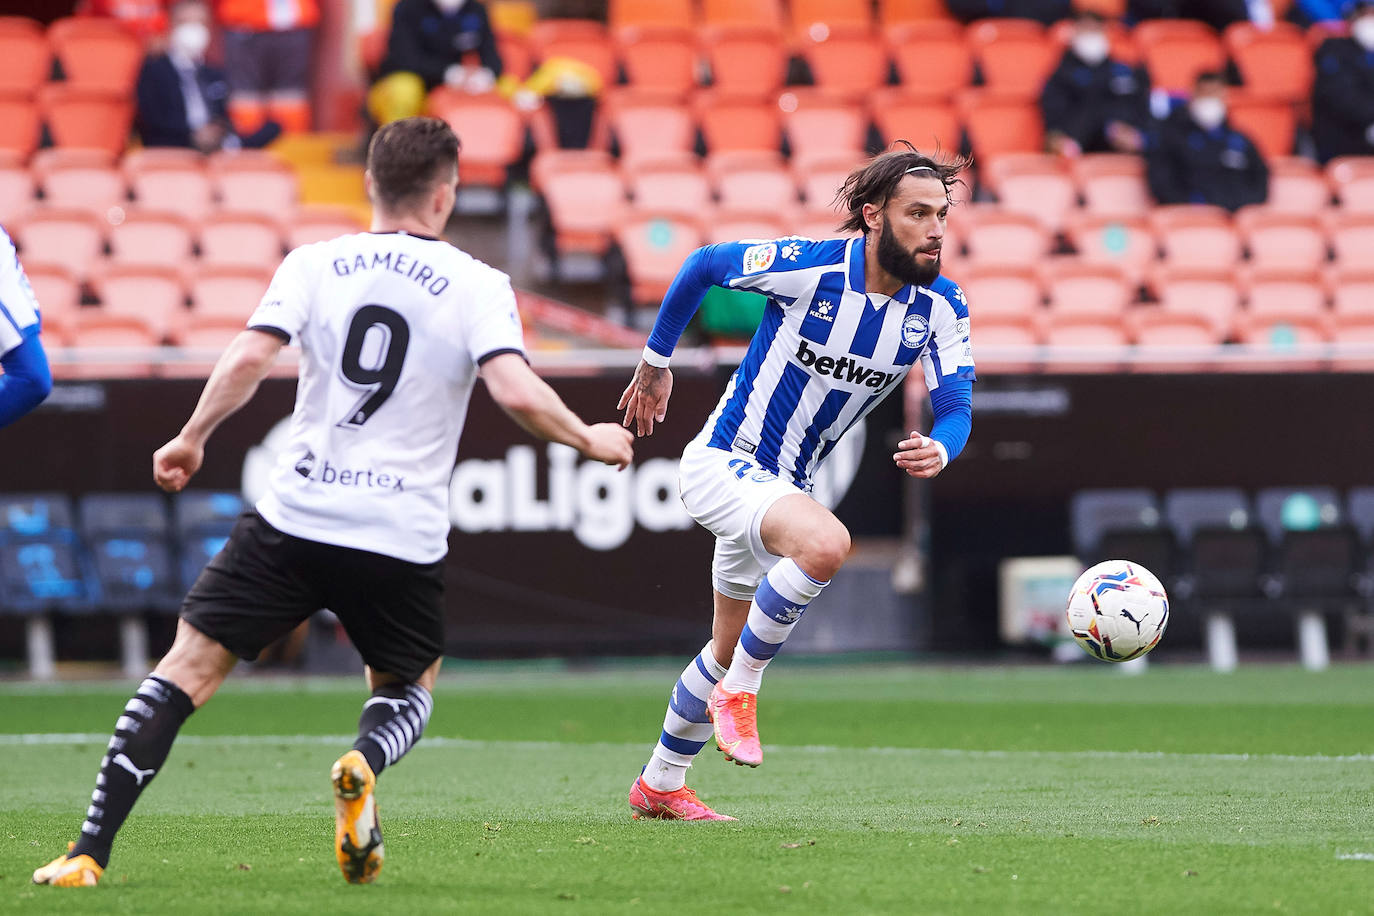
957, 265, 1045, 318
701, 0, 785, 35
209, 152, 298, 218
1226, 94, 1297, 160
1236, 311, 1331, 364
626, 158, 712, 220
1135, 20, 1225, 94
885, 23, 973, 98
198, 212, 285, 269
286, 206, 366, 249
616, 212, 704, 305
1327, 213, 1374, 267
1236, 209, 1328, 272
779, 90, 869, 171
959, 90, 1043, 160
791, 0, 874, 34
529, 20, 618, 88
22, 263, 81, 326
963, 207, 1051, 267
1224, 22, 1313, 104
1042, 314, 1129, 372
701, 27, 788, 100
1131, 310, 1223, 350
493, 33, 534, 82
966, 19, 1060, 99
64, 312, 159, 378
1149, 265, 1242, 334
88, 263, 187, 342
47, 17, 143, 93
870, 89, 961, 154
0, 92, 41, 159
1267, 156, 1332, 214
1331, 312, 1374, 369
1150, 205, 1240, 270
0, 154, 35, 222
0, 17, 50, 95
796, 153, 864, 215
426, 90, 523, 188
983, 153, 1077, 231
602, 91, 697, 169
125, 149, 215, 223
533, 150, 625, 255
39, 85, 133, 156
1328, 157, 1374, 214
703, 207, 787, 244
163, 313, 248, 376
879, 0, 957, 27
799, 26, 890, 98
107, 210, 195, 269
971, 313, 1041, 373
708, 151, 799, 213
615, 27, 698, 97
32, 148, 126, 217
1045, 262, 1133, 318
12, 207, 106, 279
1063, 213, 1156, 285
188, 264, 272, 319
795, 210, 856, 239
608, 0, 694, 31
1072, 154, 1151, 219
1242, 267, 1328, 319
1331, 267, 1374, 315
695, 92, 784, 156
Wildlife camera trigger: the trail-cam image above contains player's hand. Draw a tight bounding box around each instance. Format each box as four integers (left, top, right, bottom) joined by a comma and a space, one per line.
582, 422, 635, 470
617, 360, 673, 438
153, 434, 204, 493
893, 430, 945, 479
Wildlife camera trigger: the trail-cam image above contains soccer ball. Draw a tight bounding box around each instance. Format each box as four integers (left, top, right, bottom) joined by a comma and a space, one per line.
1066, 560, 1169, 662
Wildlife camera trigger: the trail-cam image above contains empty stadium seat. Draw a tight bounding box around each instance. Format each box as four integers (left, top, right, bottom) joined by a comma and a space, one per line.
966, 18, 1060, 99
64, 312, 160, 377
529, 19, 618, 87
799, 25, 890, 98
0, 493, 91, 625
285, 206, 366, 248
1266, 156, 1332, 215
77, 492, 179, 613
198, 212, 285, 269
31, 148, 125, 217
1328, 156, 1374, 214
1069, 488, 1165, 561
870, 89, 961, 154
963, 207, 1051, 267
172, 490, 243, 591
1135, 19, 1225, 94
879, 0, 956, 26
616, 212, 704, 305
779, 90, 869, 171
957, 265, 1044, 318
107, 210, 195, 268
89, 263, 186, 341
695, 91, 783, 155
708, 151, 799, 213
796, 153, 864, 216
125, 151, 215, 223
22, 263, 81, 326
0, 153, 35, 221
1150, 205, 1240, 270
1242, 267, 1328, 317
983, 154, 1077, 231
792, 0, 874, 34
47, 17, 143, 93
427, 89, 525, 189
0, 91, 41, 159
38, 84, 133, 156
12, 207, 107, 279
1042, 314, 1129, 372
209, 152, 298, 218
703, 207, 786, 244
1130, 310, 1223, 370
1237, 209, 1329, 272
603, 91, 698, 169
701, 27, 788, 99
958, 90, 1043, 160
1072, 154, 1151, 219
615, 26, 698, 97
1331, 267, 1374, 315
1224, 22, 1313, 104
0, 17, 50, 95
1044, 262, 1133, 318
608, 0, 694, 31
1225, 93, 1298, 160
533, 150, 625, 256
969, 313, 1040, 373
1327, 213, 1374, 267
1063, 213, 1156, 284
188, 264, 273, 319
701, 0, 785, 35
885, 22, 972, 97
626, 158, 712, 220
1149, 265, 1242, 334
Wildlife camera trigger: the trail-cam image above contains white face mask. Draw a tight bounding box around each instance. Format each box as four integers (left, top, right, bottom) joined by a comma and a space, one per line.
433, 0, 467, 12
171, 21, 210, 59
1352, 16, 1374, 51
1190, 96, 1227, 131
1072, 32, 1110, 66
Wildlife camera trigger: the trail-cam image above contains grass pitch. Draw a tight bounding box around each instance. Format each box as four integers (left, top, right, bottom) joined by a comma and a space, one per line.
3, 663, 1373, 914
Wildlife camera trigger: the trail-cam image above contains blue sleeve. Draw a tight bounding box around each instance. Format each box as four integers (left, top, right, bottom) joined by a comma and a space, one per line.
929, 378, 972, 464
0, 330, 52, 428
644, 244, 734, 361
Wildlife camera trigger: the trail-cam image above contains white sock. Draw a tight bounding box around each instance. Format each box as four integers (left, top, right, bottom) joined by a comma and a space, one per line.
643, 643, 727, 792
721, 559, 827, 695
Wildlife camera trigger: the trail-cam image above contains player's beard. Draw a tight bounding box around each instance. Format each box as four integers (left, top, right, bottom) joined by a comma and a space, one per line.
875, 220, 941, 288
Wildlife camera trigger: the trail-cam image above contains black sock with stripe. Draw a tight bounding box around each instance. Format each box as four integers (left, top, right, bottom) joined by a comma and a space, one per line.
351, 683, 432, 778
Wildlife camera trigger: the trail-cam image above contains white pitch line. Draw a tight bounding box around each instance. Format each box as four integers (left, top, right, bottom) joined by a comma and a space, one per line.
1, 733, 1372, 764
1337, 853, 1374, 861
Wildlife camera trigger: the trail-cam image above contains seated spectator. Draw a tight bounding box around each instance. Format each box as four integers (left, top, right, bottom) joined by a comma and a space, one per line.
1311, 0, 1374, 162
947, 0, 1074, 25
76, 0, 171, 44
1289, 0, 1347, 26
369, 0, 504, 126
1145, 71, 1268, 211
1128, 0, 1274, 30
135, 0, 279, 152
1040, 10, 1150, 157
217, 0, 319, 134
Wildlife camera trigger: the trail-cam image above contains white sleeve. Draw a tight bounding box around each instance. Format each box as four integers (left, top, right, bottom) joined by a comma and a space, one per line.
247, 247, 315, 343
464, 270, 526, 365
0, 232, 40, 356
921, 285, 976, 390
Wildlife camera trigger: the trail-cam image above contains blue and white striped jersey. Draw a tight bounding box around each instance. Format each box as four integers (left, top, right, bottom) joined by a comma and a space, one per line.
645, 235, 975, 490
0, 226, 41, 358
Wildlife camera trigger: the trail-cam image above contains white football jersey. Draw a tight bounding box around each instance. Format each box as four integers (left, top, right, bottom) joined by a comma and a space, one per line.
0, 226, 41, 357
247, 231, 525, 563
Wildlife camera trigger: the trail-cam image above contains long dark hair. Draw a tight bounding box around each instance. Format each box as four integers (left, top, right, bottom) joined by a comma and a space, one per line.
834, 142, 971, 235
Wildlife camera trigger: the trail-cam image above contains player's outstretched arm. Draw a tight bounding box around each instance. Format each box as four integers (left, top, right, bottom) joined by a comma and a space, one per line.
153, 329, 284, 493
617, 359, 673, 438
481, 352, 634, 469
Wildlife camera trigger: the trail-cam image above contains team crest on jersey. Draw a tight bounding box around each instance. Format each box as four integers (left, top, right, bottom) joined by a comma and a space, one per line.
742, 243, 777, 274
902, 314, 931, 349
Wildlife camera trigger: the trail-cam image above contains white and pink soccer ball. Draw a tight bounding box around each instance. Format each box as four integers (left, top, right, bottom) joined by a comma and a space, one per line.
1066, 560, 1169, 663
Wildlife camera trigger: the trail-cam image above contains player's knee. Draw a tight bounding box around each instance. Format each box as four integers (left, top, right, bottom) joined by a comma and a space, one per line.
796, 521, 850, 581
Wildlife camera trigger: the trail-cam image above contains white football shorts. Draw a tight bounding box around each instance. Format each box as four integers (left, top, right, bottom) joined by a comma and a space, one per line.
678, 438, 806, 600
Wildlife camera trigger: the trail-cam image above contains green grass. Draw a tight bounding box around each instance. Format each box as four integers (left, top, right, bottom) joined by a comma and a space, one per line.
3, 663, 1374, 914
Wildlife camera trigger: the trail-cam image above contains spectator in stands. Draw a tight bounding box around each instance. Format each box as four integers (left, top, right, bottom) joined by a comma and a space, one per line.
947, 0, 1073, 25
369, 0, 504, 126
135, 0, 279, 152
1311, 0, 1374, 162
1289, 0, 1347, 26
1146, 71, 1268, 211
77, 0, 171, 44
1040, 10, 1150, 157
217, 0, 318, 134
1128, 0, 1275, 30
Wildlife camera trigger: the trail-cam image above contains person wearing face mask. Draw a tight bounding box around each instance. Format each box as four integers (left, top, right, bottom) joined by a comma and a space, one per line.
135, 0, 280, 152
1145, 71, 1269, 212
369, 0, 504, 126
1311, 0, 1374, 162
1040, 9, 1151, 158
